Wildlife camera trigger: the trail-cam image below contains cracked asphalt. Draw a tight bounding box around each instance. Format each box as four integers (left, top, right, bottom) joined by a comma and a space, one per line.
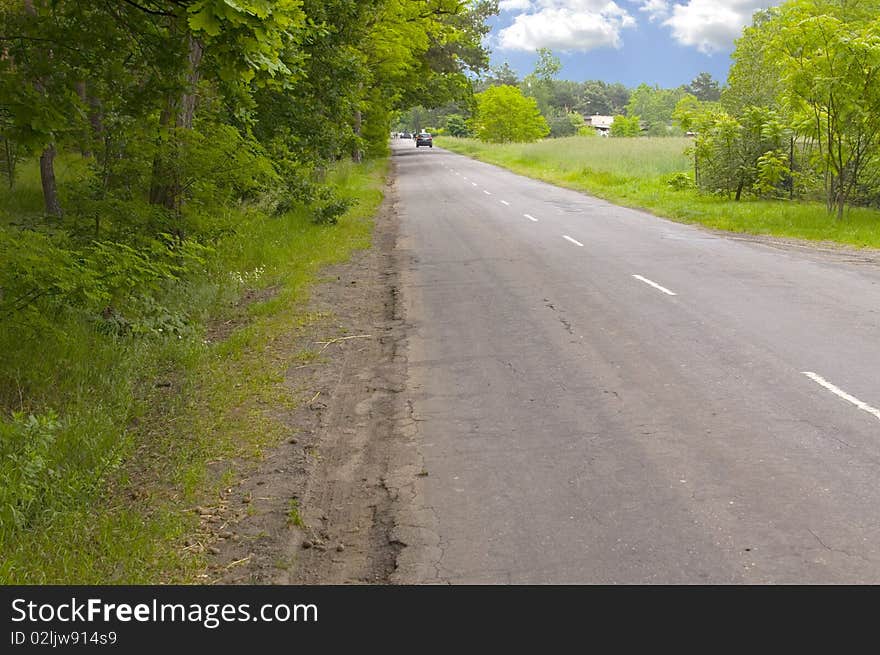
391, 140, 880, 584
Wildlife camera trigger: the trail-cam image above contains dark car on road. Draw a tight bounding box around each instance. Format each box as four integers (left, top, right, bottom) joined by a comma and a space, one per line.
415, 132, 433, 148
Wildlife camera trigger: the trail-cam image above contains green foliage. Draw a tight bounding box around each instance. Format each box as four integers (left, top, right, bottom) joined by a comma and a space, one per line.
770, 0, 880, 217
611, 115, 641, 138
755, 150, 790, 197
485, 62, 519, 87
685, 73, 721, 102
533, 48, 562, 81
674, 95, 794, 200
703, 0, 880, 215
445, 114, 472, 138
579, 80, 630, 116
723, 9, 784, 115
547, 110, 587, 139
472, 86, 549, 144
0, 411, 64, 531
667, 172, 694, 191
310, 189, 356, 226
626, 84, 690, 136
0, 156, 385, 582
520, 48, 560, 117
0, 225, 209, 335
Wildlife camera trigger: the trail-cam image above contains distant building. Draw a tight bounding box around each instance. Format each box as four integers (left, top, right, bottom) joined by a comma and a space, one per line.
584, 114, 614, 136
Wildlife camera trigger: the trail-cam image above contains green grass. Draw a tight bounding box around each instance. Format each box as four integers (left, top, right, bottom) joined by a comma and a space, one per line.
0, 157, 386, 584
0, 155, 90, 220
286, 499, 305, 528
439, 136, 880, 249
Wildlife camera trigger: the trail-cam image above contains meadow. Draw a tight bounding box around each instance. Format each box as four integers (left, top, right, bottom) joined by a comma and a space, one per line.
439, 136, 880, 249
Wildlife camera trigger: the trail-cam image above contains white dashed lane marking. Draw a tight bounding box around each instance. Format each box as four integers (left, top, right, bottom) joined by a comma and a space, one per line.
803, 372, 880, 422
563, 235, 584, 247
632, 275, 677, 296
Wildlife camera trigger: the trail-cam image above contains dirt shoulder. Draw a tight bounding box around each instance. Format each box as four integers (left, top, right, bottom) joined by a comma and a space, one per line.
208, 168, 431, 584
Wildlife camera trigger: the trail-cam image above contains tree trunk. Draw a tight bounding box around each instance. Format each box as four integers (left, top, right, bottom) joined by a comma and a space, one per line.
76, 82, 105, 159
351, 108, 363, 163
24, 0, 60, 216
734, 176, 745, 202
39, 143, 62, 217
177, 35, 202, 131
149, 34, 203, 213
2, 138, 15, 188
75, 80, 91, 157
89, 94, 104, 137
827, 173, 838, 216
148, 105, 176, 208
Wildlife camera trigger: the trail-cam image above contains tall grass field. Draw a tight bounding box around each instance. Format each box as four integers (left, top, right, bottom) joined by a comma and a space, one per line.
439, 136, 880, 249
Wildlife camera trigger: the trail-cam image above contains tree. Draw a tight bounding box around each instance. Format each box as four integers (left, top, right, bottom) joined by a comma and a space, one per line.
771, 0, 880, 217
685, 72, 722, 102
521, 47, 560, 117
723, 9, 784, 116
578, 80, 630, 116
534, 47, 561, 81
547, 109, 587, 138
471, 85, 549, 143
357, 0, 495, 159
0, 0, 84, 215
486, 62, 519, 87
675, 98, 792, 199
550, 80, 581, 112
610, 115, 641, 138
146, 0, 308, 211
626, 84, 689, 136
445, 114, 472, 137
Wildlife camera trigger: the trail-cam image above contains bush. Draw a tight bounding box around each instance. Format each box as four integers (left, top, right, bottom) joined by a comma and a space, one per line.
0, 411, 64, 531
611, 115, 642, 138
445, 114, 472, 138
311, 190, 355, 225
667, 172, 694, 191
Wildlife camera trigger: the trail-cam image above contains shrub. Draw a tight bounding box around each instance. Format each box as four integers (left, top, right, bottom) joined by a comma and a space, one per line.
0, 411, 64, 531
667, 172, 694, 191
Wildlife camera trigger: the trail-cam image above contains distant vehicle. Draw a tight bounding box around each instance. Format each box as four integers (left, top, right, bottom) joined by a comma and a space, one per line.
401, 132, 412, 139
415, 132, 433, 148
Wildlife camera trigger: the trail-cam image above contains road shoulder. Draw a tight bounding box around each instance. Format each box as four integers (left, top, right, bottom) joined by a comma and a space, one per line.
210, 168, 431, 584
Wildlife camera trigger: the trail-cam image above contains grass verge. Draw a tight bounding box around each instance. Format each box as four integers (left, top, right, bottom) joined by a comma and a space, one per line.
439, 136, 880, 249
0, 158, 386, 584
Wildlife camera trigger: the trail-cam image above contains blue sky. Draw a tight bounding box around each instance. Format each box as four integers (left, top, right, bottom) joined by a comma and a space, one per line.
488, 1, 779, 88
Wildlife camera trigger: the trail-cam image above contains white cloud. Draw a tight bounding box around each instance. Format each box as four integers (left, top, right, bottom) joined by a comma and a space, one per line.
661, 1, 777, 53
499, 0, 534, 10
495, 0, 777, 55
638, 0, 669, 22
497, 1, 637, 52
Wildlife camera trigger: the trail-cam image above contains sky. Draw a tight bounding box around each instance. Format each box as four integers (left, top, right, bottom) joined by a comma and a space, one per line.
488, 1, 780, 88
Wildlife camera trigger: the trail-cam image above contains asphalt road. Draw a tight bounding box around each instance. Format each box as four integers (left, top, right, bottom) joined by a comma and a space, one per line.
392, 139, 880, 583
